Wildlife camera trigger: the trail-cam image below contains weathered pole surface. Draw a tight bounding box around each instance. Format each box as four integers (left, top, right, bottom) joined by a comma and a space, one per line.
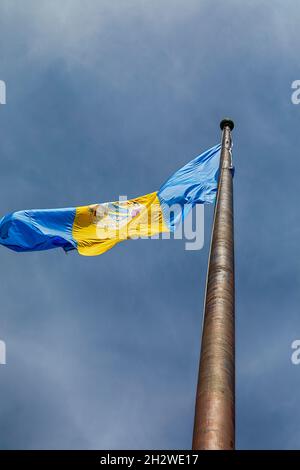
192, 119, 235, 450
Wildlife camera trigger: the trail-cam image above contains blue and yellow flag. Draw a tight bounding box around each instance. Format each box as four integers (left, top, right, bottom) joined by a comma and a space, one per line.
0, 144, 221, 256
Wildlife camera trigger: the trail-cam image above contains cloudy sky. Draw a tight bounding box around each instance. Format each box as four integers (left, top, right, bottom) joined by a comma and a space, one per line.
0, 0, 300, 450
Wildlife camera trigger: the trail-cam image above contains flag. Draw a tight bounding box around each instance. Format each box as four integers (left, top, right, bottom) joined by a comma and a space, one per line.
0, 144, 221, 256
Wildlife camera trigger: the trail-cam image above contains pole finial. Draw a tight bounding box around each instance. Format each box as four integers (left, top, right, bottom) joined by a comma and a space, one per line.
220, 118, 234, 131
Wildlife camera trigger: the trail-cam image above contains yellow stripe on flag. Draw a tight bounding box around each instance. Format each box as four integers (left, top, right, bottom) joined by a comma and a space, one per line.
72, 192, 169, 256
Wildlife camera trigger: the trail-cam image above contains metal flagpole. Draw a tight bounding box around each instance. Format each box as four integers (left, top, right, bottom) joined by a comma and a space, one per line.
192, 118, 235, 450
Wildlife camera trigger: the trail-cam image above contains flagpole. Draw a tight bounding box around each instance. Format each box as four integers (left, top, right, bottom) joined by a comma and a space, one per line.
192, 118, 235, 450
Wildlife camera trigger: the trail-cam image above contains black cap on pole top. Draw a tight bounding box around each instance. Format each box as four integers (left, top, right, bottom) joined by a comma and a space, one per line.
220, 118, 234, 131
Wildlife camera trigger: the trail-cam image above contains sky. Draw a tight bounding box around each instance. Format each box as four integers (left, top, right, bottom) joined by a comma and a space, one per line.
0, 0, 300, 450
